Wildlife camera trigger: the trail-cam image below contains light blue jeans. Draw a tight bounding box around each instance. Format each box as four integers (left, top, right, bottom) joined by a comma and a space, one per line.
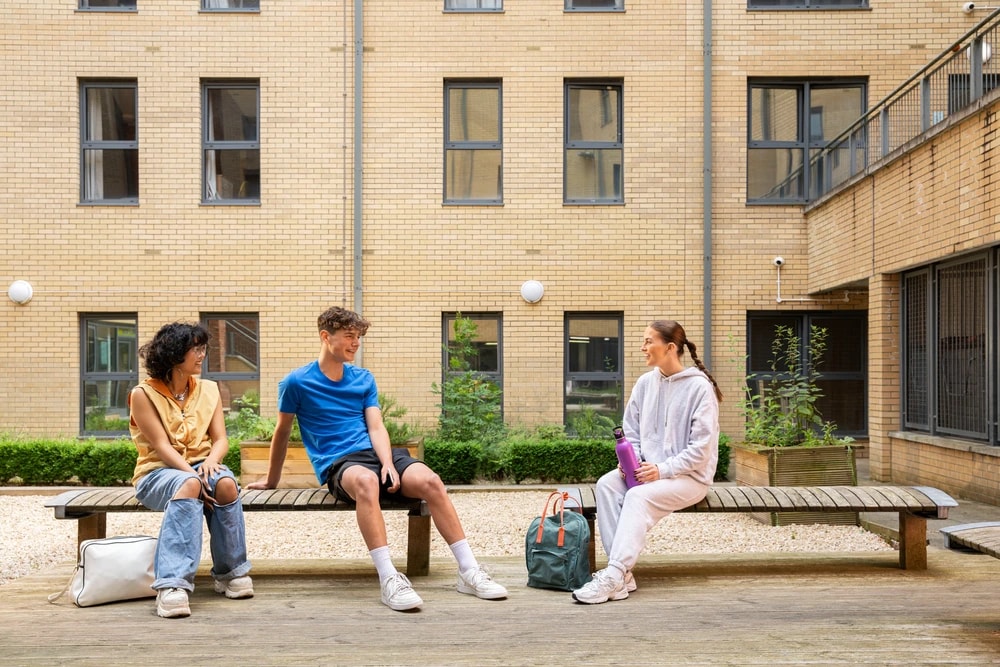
135, 464, 252, 592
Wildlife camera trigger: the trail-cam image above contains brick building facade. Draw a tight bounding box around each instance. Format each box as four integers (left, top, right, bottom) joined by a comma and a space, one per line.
3, 1, 997, 502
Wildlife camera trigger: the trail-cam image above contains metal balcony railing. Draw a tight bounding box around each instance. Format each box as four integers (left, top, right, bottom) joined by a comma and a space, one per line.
807, 9, 1000, 201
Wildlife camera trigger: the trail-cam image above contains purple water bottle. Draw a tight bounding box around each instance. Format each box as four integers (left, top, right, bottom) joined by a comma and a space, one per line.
613, 426, 642, 489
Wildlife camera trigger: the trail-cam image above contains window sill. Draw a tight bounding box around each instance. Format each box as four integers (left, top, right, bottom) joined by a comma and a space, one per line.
889, 431, 999, 456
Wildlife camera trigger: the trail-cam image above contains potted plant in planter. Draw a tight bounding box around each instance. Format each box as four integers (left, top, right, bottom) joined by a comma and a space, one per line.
231, 391, 421, 488
732, 324, 857, 526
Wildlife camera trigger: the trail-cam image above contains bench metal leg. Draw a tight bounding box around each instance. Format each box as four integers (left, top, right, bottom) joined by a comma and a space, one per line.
898, 513, 928, 570
406, 513, 431, 577
77, 513, 107, 549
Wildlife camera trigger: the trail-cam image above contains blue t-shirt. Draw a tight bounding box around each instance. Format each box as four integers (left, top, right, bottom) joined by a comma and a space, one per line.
277, 361, 381, 483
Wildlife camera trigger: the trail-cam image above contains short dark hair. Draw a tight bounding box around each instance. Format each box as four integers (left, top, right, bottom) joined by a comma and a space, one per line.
317, 306, 370, 336
138, 322, 209, 381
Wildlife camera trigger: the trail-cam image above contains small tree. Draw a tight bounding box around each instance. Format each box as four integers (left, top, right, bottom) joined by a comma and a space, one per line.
432, 313, 504, 442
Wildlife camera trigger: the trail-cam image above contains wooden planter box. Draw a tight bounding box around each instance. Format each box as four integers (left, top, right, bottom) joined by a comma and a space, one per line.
239, 438, 425, 489
732, 443, 858, 527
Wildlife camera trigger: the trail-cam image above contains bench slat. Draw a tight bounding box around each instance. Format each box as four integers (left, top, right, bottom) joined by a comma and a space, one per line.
46, 486, 432, 576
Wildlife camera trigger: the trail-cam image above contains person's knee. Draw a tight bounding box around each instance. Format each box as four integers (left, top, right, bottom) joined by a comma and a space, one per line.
345, 472, 380, 504
214, 476, 239, 504
405, 467, 446, 499
174, 476, 202, 500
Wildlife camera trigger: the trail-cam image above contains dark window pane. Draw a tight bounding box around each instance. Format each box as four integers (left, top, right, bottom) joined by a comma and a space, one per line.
445, 149, 501, 200
936, 258, 988, 436
207, 88, 258, 142
568, 87, 620, 142
448, 87, 499, 142
565, 148, 622, 201
904, 272, 929, 427
750, 87, 800, 142
84, 88, 137, 142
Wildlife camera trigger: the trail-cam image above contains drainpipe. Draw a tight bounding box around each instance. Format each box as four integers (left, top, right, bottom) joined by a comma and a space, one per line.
702, 0, 713, 367
353, 0, 365, 359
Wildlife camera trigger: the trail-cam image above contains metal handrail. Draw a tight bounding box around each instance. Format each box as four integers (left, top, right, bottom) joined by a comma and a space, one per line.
799, 8, 1000, 201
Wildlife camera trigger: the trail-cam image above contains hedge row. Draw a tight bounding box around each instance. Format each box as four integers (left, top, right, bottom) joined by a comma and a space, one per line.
0, 436, 729, 487
0, 438, 240, 487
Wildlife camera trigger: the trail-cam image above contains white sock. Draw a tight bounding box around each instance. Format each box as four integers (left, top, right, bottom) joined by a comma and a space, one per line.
449, 539, 478, 574
369, 546, 398, 582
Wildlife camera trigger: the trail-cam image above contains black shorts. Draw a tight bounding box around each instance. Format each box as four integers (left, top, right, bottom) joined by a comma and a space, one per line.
324, 448, 423, 504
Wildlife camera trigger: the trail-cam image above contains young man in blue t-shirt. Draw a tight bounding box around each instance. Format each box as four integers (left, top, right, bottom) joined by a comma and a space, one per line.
247, 306, 507, 611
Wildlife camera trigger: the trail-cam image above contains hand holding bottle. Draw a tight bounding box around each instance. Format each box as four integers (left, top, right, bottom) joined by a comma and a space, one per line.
613, 426, 642, 489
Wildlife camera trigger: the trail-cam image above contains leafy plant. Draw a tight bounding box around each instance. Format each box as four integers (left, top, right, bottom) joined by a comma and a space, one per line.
715, 432, 731, 481
565, 406, 616, 440
225, 408, 300, 443
379, 392, 415, 444
742, 324, 853, 448
432, 313, 505, 443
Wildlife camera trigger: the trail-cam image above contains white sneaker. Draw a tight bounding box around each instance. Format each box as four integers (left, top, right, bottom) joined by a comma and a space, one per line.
624, 570, 637, 593
572, 568, 629, 605
214, 575, 254, 599
380, 572, 423, 611
457, 565, 508, 600
156, 588, 191, 618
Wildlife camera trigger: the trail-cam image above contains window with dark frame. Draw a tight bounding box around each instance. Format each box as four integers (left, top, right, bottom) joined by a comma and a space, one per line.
80, 0, 137, 9
565, 0, 624, 10
747, 79, 865, 203
564, 313, 623, 428
203, 80, 260, 204
444, 80, 502, 204
749, 0, 868, 8
80, 80, 138, 204
443, 313, 502, 389
445, 0, 502, 10
202, 0, 259, 9
200, 314, 261, 414
565, 81, 624, 204
81, 314, 138, 436
747, 311, 868, 437
903, 253, 992, 442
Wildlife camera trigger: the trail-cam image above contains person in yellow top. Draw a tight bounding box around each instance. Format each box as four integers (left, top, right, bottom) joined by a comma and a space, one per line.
129, 322, 252, 618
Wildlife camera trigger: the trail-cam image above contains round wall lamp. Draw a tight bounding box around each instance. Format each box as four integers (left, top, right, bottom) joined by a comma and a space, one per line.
519, 280, 545, 304
7, 280, 33, 305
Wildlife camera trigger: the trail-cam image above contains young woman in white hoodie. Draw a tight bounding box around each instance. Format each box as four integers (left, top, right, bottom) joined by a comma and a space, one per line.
573, 320, 722, 604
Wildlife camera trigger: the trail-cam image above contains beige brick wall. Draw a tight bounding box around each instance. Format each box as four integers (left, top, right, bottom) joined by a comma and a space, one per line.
0, 1, 985, 450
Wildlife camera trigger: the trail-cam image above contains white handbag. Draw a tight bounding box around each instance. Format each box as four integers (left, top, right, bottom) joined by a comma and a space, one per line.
50, 535, 158, 607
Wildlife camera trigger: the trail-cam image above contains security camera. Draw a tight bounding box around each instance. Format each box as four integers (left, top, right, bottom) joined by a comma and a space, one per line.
964, 2, 976, 14
772, 256, 785, 267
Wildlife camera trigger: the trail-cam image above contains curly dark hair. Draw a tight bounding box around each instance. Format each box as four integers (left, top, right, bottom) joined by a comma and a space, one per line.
317, 306, 370, 336
138, 322, 209, 381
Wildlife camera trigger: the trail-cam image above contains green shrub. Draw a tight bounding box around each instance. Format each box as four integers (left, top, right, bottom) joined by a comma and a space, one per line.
502, 436, 616, 484
423, 438, 482, 485
0, 437, 241, 486
716, 432, 731, 482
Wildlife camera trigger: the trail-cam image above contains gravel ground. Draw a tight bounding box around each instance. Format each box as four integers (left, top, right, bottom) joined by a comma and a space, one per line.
0, 490, 894, 586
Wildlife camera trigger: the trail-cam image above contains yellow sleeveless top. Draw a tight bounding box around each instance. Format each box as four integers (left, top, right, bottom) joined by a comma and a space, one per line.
130, 377, 221, 484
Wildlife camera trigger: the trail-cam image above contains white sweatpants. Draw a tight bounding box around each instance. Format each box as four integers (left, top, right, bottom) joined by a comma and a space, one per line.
595, 468, 710, 573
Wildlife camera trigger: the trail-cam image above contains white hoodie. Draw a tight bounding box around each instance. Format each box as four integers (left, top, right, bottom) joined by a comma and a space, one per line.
621, 366, 719, 486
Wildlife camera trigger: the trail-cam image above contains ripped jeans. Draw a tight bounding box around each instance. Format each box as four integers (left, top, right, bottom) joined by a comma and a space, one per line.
135, 463, 251, 592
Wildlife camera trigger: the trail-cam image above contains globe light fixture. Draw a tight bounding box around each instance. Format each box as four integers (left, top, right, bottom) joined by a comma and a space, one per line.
520, 280, 544, 304
7, 280, 33, 305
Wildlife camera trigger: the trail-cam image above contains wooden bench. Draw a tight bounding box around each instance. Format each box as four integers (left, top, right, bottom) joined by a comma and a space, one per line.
560, 484, 958, 572
45, 487, 432, 576
940, 521, 1000, 560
